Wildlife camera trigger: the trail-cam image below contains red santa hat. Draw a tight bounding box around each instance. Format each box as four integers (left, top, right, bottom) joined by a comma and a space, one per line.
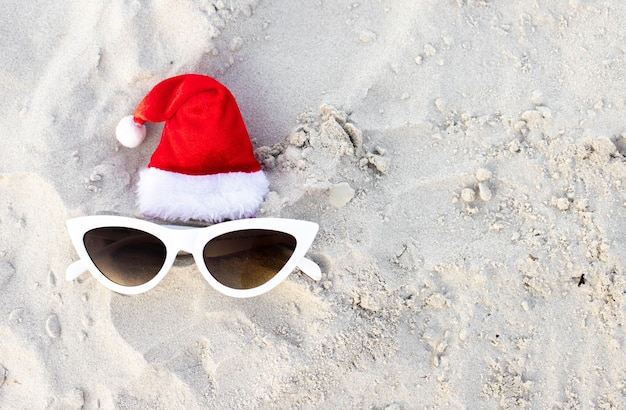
116, 74, 269, 223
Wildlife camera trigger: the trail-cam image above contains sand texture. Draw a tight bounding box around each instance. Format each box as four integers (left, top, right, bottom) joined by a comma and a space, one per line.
1, 1, 625, 408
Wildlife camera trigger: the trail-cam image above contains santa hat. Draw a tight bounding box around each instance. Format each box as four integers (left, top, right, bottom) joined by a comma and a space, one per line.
116, 74, 269, 223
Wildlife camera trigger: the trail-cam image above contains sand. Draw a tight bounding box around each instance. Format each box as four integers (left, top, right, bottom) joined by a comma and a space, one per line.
1, 0, 625, 408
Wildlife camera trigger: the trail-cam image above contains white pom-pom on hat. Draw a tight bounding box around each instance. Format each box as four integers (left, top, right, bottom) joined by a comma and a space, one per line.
116, 115, 146, 148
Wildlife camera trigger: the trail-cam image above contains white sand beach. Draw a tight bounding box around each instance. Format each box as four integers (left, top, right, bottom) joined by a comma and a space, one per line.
1, 0, 625, 408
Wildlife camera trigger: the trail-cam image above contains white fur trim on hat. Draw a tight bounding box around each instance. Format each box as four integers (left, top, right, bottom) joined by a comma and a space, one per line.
137, 167, 270, 223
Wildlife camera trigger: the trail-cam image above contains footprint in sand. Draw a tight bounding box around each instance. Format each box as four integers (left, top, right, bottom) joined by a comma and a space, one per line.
45, 314, 61, 338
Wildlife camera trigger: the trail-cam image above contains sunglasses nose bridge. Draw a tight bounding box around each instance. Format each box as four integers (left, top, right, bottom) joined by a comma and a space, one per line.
169, 228, 199, 253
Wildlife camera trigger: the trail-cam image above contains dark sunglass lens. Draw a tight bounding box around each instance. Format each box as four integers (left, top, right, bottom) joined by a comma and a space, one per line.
83, 227, 167, 287
203, 230, 297, 290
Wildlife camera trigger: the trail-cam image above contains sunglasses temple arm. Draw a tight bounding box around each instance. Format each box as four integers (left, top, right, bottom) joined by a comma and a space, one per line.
297, 257, 322, 281
66, 260, 87, 281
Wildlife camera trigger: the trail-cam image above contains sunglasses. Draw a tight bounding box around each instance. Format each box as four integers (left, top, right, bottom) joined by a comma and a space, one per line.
66, 216, 321, 297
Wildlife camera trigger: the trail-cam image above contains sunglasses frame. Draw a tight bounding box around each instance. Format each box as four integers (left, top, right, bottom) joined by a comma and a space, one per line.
66, 215, 321, 297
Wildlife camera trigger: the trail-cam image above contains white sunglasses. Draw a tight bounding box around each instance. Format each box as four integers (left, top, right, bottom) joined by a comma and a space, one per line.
66, 216, 321, 297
